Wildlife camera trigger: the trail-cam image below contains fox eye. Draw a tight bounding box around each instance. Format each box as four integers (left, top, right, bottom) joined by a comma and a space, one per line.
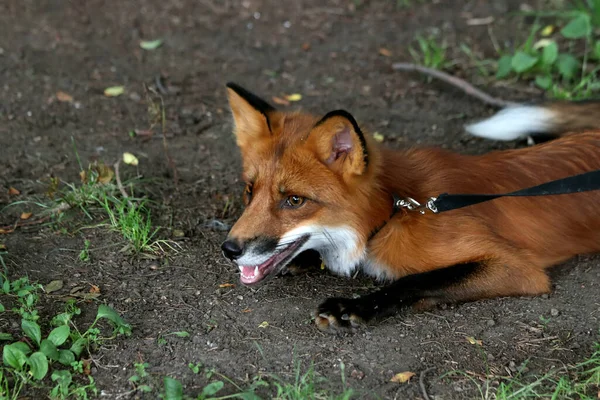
285, 195, 305, 208
244, 184, 253, 203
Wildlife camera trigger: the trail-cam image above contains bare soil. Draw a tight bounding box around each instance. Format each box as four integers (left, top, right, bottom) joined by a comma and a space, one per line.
1, 0, 599, 399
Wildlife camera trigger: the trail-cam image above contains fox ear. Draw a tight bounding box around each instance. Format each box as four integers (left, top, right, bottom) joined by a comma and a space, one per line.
226, 82, 276, 147
311, 110, 369, 176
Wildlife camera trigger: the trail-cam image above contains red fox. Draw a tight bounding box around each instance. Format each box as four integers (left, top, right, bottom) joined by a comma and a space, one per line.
221, 82, 600, 333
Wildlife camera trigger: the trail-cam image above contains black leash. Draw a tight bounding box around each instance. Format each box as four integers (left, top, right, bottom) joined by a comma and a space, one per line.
405, 169, 600, 214
368, 169, 600, 244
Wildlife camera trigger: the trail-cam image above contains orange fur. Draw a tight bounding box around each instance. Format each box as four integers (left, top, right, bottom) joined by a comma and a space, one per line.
224, 84, 600, 310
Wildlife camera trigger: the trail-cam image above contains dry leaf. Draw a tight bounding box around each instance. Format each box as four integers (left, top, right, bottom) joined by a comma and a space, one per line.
219, 283, 235, 288
140, 39, 163, 50
20, 212, 32, 220
56, 91, 74, 102
8, 187, 20, 196
373, 132, 385, 143
123, 152, 139, 166
79, 170, 87, 183
0, 228, 13, 234
379, 48, 392, 57
466, 16, 494, 26
272, 96, 290, 106
44, 280, 64, 293
285, 93, 302, 102
242, 308, 252, 313
390, 371, 415, 383
96, 164, 114, 184
104, 86, 125, 97
258, 321, 269, 328
172, 229, 185, 238
302, 42, 311, 51
541, 25, 554, 37
466, 336, 483, 346
89, 285, 100, 294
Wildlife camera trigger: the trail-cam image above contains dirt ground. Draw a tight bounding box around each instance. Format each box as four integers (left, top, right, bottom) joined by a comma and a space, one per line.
1, 0, 599, 399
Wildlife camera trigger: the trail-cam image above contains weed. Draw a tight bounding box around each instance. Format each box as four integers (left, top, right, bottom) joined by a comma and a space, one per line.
493, 2, 600, 99
445, 342, 600, 399
0, 275, 131, 399
78, 239, 91, 262
409, 34, 451, 72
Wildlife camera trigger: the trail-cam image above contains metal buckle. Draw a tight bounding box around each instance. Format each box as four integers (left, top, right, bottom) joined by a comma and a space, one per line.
395, 197, 438, 214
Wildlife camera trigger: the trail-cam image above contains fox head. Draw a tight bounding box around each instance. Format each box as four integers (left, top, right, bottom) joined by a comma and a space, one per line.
221, 83, 390, 285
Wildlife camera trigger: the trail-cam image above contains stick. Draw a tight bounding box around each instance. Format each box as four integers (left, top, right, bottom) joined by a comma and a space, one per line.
391, 63, 519, 109
419, 367, 435, 400
114, 160, 134, 208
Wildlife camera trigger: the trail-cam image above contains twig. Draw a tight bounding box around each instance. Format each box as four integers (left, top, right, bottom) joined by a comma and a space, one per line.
114, 160, 133, 208
155, 74, 168, 95
392, 62, 519, 109
419, 367, 435, 400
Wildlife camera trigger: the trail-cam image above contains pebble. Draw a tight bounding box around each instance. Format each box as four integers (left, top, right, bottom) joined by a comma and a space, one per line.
550, 308, 559, 317
486, 319, 496, 327
541, 294, 549, 299
351, 369, 365, 380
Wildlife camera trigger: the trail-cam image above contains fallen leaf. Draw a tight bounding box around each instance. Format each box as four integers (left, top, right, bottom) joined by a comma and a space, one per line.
8, 187, 20, 196
541, 25, 554, 37
171, 331, 190, 337
379, 48, 392, 57
104, 86, 125, 97
123, 152, 139, 166
172, 229, 185, 238
219, 283, 235, 288
272, 96, 290, 106
466, 16, 494, 26
79, 170, 87, 183
44, 280, 64, 293
390, 371, 415, 383
285, 93, 302, 102
533, 39, 554, 50
258, 321, 269, 328
82, 359, 92, 375
56, 91, 74, 102
96, 163, 114, 184
242, 308, 252, 313
302, 42, 311, 51
89, 285, 100, 294
20, 212, 32, 220
373, 132, 385, 143
140, 39, 163, 50
466, 336, 483, 346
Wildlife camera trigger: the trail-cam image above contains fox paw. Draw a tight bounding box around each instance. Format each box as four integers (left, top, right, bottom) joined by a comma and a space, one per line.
314, 297, 366, 333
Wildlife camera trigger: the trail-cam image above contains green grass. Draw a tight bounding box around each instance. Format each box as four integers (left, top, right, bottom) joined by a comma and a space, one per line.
409, 34, 452, 71
123, 359, 355, 400
445, 343, 600, 400
0, 274, 131, 399
2, 141, 177, 256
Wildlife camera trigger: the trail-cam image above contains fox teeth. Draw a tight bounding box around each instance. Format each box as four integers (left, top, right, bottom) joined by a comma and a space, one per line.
238, 266, 244, 272
254, 266, 259, 276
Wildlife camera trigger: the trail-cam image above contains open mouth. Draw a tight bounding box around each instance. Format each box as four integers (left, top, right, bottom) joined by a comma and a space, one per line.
238, 235, 309, 285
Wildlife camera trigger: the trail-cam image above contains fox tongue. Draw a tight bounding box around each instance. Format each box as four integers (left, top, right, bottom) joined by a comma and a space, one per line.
240, 265, 262, 284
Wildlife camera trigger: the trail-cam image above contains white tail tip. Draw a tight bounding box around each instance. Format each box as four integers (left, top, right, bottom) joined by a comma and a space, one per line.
465, 106, 556, 141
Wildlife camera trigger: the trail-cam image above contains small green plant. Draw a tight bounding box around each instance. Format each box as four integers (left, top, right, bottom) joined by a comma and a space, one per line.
189, 362, 202, 374
0, 275, 131, 399
409, 34, 451, 71
78, 239, 91, 262
271, 361, 354, 400
129, 362, 153, 394
494, 2, 600, 99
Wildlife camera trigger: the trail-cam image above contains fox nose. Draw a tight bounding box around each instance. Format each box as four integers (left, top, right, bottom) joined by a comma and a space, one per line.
221, 239, 244, 260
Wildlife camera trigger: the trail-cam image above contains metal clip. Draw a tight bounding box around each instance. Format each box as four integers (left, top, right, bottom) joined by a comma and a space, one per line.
395, 197, 438, 215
